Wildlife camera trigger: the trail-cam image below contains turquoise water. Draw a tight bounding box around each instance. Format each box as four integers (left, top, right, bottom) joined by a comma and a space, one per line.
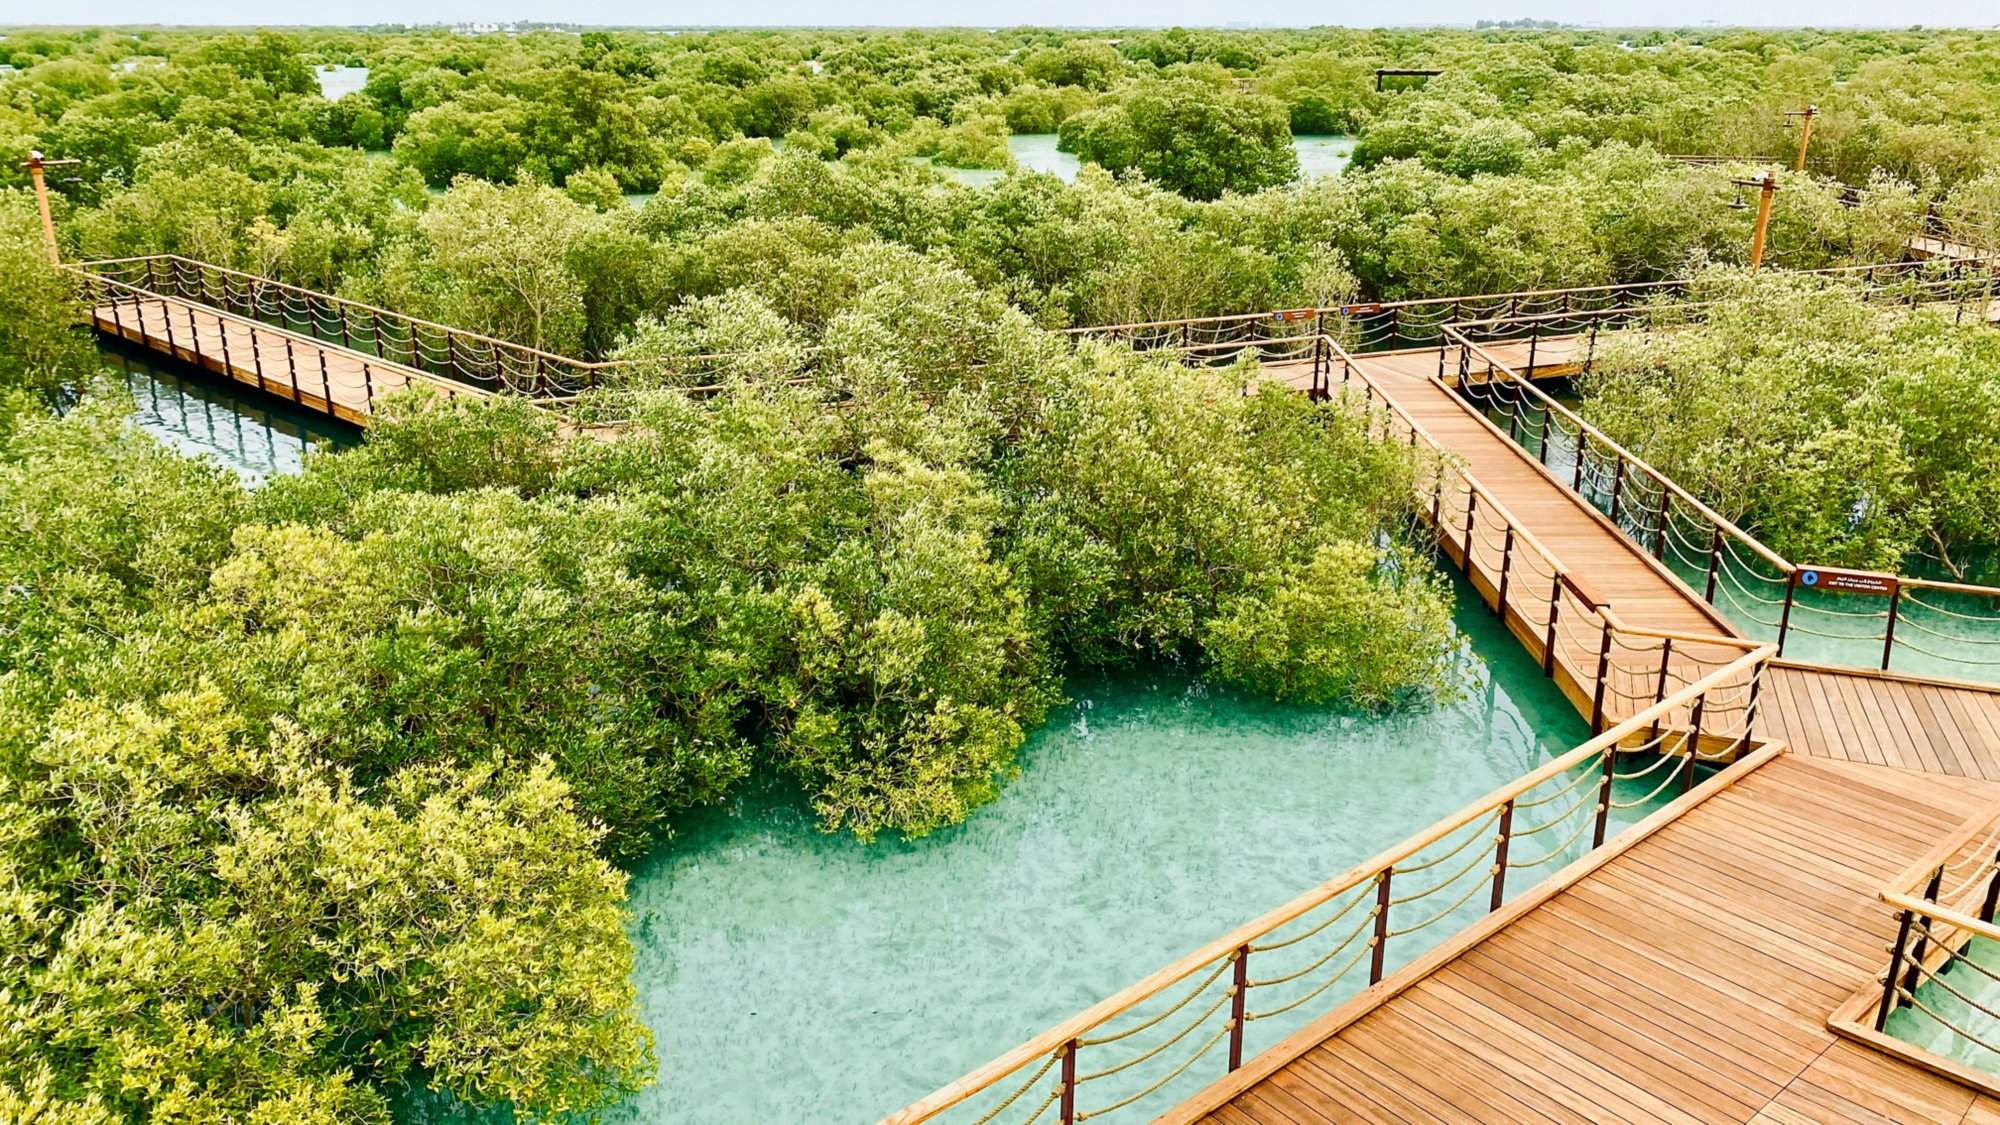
1885, 934, 2000, 1073
610, 568, 1637, 1124
98, 342, 354, 482
1294, 134, 1358, 178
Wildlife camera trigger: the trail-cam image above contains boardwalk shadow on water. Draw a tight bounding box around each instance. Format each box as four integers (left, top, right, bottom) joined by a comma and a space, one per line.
90, 339, 357, 483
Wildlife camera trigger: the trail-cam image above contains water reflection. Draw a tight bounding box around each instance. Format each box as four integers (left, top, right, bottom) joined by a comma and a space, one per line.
99, 342, 355, 483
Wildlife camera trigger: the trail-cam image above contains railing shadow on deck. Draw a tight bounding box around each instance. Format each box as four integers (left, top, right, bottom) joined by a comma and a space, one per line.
874, 644, 1777, 1125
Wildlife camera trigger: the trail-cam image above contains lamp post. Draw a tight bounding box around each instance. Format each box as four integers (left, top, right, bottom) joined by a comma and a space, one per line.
18, 150, 80, 265
1730, 171, 1782, 271
1783, 106, 1818, 173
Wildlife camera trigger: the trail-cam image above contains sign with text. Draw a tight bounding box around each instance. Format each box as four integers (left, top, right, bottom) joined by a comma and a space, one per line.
1271, 308, 1317, 322
1797, 568, 1900, 597
1342, 303, 1384, 316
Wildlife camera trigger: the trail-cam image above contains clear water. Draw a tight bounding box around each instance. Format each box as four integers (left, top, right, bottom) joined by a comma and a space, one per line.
102, 349, 1644, 1123
609, 569, 1641, 1125
98, 342, 354, 483
316, 65, 368, 100
1293, 134, 1358, 178
1884, 935, 2000, 1074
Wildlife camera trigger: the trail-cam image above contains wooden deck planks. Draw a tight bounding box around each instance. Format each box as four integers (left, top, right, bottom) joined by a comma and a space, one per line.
93, 296, 487, 425
1189, 756, 2000, 1125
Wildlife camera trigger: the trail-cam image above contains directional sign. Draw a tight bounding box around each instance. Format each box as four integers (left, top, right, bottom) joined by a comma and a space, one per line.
1271, 308, 1317, 322
1797, 568, 1899, 596
1342, 303, 1384, 316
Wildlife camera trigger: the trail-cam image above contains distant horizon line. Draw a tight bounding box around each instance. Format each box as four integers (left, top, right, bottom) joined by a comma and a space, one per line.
6, 20, 2000, 31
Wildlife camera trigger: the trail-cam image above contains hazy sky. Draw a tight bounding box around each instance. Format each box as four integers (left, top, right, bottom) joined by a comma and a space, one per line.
18, 0, 2000, 29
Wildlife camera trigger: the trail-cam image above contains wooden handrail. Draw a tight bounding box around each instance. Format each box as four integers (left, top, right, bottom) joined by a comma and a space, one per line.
877, 643, 1775, 1125
72, 267, 495, 397
1447, 327, 1796, 575
1884, 789, 2000, 898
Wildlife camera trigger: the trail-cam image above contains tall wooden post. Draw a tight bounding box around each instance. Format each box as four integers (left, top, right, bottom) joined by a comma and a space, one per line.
18, 151, 80, 265
1789, 106, 1817, 173
1749, 171, 1779, 272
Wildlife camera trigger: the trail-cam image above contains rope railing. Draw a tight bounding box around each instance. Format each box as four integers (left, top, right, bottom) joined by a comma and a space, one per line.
1865, 788, 2000, 1070
875, 644, 1775, 1125
1441, 307, 2000, 686
73, 268, 490, 417
70, 254, 761, 401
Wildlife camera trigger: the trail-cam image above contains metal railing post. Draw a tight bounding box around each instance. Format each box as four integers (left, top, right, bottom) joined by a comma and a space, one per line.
1777, 573, 1798, 658
1608, 458, 1627, 526
1704, 528, 1724, 603
1543, 575, 1563, 677
1882, 584, 1903, 671
1647, 639, 1675, 745
1896, 867, 1947, 1012
1572, 432, 1588, 492
1495, 528, 1516, 619
1589, 621, 1614, 734
1490, 801, 1514, 910
1652, 487, 1671, 560
1228, 946, 1249, 1070
1370, 871, 1393, 984
1682, 694, 1706, 794
1060, 1040, 1078, 1125
1592, 742, 1616, 848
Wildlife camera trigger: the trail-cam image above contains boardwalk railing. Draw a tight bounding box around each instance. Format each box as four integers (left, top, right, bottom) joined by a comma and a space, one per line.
72, 255, 752, 400
1828, 788, 2000, 1093
876, 644, 1775, 1125
1064, 259, 1989, 362
75, 266, 490, 417
1442, 312, 2000, 686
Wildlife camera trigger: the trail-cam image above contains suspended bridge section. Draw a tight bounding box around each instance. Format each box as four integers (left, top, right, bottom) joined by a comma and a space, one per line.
885, 257, 2000, 1125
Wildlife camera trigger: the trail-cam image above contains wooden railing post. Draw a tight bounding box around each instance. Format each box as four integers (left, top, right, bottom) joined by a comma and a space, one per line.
1882, 584, 1903, 671
1370, 870, 1393, 984
1494, 528, 1516, 619
318, 349, 333, 414
1462, 489, 1479, 562
1228, 945, 1249, 1071
284, 338, 300, 402
1489, 800, 1514, 911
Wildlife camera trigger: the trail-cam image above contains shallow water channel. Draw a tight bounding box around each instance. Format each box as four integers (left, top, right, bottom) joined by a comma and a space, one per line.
111, 349, 1646, 1124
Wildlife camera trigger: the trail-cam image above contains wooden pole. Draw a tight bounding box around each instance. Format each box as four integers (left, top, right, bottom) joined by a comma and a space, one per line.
1750, 171, 1779, 272
1793, 106, 1817, 173
18, 151, 79, 265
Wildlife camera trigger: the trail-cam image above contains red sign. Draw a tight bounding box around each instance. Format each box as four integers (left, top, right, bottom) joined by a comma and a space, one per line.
1271, 308, 1317, 322
1797, 568, 1899, 596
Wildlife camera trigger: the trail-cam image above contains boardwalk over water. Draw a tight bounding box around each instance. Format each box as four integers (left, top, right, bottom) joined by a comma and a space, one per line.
66, 253, 2000, 1123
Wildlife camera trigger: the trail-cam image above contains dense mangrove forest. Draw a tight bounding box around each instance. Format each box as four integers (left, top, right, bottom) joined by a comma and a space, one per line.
1, 20, 1999, 1123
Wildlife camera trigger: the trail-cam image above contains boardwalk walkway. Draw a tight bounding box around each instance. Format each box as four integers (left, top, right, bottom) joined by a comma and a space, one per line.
1170, 754, 2000, 1125
93, 295, 486, 426
1261, 343, 2000, 781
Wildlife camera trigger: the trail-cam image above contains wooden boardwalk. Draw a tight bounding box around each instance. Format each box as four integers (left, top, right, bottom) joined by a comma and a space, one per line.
1261, 344, 2000, 782
1170, 754, 2000, 1125
94, 295, 487, 426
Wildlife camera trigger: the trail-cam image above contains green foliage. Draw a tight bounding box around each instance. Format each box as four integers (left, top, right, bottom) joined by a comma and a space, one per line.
0, 198, 95, 397
1059, 78, 1298, 201
1580, 267, 2000, 571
